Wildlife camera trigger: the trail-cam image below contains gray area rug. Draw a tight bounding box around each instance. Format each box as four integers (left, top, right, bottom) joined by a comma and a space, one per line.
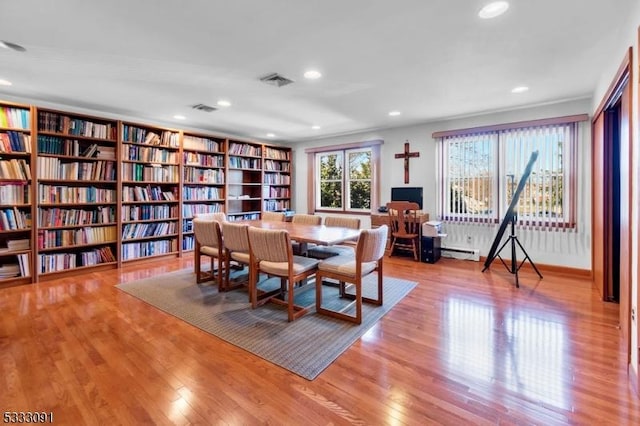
116, 269, 416, 380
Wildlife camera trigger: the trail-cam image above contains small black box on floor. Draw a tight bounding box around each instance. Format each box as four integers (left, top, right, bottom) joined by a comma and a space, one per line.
421, 236, 441, 263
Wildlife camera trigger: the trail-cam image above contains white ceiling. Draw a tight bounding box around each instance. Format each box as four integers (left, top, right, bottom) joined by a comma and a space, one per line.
0, 0, 633, 142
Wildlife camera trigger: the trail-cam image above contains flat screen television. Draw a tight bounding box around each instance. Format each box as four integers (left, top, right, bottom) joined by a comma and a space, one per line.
391, 187, 423, 210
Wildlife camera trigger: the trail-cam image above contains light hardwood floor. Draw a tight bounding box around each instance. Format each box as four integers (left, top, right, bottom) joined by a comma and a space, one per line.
1, 254, 639, 425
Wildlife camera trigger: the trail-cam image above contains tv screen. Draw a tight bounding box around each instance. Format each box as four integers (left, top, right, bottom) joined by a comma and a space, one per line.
391, 187, 423, 210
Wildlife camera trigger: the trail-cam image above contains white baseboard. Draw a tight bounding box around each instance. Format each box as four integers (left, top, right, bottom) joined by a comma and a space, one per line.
441, 246, 480, 262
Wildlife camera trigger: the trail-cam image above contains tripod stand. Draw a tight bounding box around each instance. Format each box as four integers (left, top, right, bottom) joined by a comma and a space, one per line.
482, 211, 542, 288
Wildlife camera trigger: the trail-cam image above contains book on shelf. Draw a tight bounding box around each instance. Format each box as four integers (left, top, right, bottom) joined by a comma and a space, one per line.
7, 238, 30, 251
0, 263, 21, 278
80, 143, 99, 157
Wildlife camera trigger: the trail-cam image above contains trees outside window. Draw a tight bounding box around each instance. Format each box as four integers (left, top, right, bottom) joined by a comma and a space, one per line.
316, 148, 372, 212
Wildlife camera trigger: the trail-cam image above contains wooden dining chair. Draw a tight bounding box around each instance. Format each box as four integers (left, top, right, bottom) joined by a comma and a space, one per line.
290, 214, 322, 255
247, 227, 320, 321
386, 201, 421, 261
193, 217, 225, 289
315, 225, 388, 324
194, 211, 227, 222
220, 222, 253, 294
307, 216, 361, 259
261, 211, 285, 222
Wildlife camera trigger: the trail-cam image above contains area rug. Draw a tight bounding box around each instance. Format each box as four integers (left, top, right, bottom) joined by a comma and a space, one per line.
116, 269, 416, 380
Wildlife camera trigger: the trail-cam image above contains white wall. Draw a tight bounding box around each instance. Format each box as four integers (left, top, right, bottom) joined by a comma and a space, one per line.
591, 1, 640, 391
289, 98, 592, 269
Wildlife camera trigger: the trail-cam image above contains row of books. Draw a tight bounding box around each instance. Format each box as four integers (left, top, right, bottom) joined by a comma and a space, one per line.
263, 173, 291, 184
37, 246, 116, 273
122, 239, 178, 260
263, 186, 291, 198
122, 221, 177, 240
37, 157, 116, 181
0, 107, 30, 130
228, 142, 261, 157
181, 203, 224, 218
183, 151, 224, 167
38, 113, 115, 139
0, 207, 31, 230
1, 131, 31, 153
0, 184, 30, 204
264, 146, 290, 160
38, 185, 117, 204
0, 238, 30, 252
122, 185, 177, 202
122, 204, 178, 221
183, 168, 225, 184
227, 212, 260, 221
264, 159, 291, 172
0, 253, 30, 279
38, 206, 115, 228
121, 163, 179, 182
125, 145, 178, 163
121, 125, 179, 148
228, 157, 261, 169
37, 226, 117, 249
0, 158, 31, 180
264, 200, 291, 211
183, 135, 223, 152
182, 235, 195, 251
182, 186, 223, 201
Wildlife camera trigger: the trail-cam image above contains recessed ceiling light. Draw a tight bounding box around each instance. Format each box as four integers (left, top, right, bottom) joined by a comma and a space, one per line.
388, 111, 401, 116
478, 1, 509, 19
173, 115, 186, 120
0, 79, 12, 86
266, 133, 276, 138
311, 125, 321, 130
0, 40, 26, 52
511, 86, 529, 93
217, 100, 231, 107
304, 70, 322, 80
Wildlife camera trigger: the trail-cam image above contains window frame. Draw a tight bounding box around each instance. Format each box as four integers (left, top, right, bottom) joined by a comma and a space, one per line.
305, 140, 382, 215
433, 114, 587, 229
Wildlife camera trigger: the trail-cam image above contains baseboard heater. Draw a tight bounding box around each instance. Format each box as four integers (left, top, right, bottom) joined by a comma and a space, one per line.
440, 246, 481, 262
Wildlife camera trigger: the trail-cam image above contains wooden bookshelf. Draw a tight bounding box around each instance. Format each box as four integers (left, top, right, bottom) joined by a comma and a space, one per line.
0, 101, 34, 287
180, 132, 226, 252
35, 108, 118, 279
120, 122, 180, 262
262, 145, 292, 214
1, 98, 296, 283
226, 140, 263, 221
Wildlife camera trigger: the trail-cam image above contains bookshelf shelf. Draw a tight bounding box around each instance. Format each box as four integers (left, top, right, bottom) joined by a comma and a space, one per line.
121, 122, 180, 261
35, 107, 119, 279
0, 101, 33, 287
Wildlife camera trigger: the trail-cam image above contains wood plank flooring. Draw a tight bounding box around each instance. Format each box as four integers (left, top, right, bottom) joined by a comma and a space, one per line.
1, 254, 639, 425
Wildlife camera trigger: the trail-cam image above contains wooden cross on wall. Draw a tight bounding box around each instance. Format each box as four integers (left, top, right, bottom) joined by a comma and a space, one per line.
394, 141, 420, 184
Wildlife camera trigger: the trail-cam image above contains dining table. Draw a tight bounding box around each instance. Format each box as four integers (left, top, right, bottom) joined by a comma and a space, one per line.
241, 220, 361, 251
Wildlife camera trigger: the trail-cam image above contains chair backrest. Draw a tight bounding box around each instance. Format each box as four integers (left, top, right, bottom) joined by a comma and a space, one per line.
193, 218, 223, 249
221, 222, 250, 253
386, 201, 420, 236
324, 216, 360, 229
291, 214, 322, 225
262, 211, 286, 222
195, 212, 226, 222
248, 227, 291, 262
356, 225, 388, 263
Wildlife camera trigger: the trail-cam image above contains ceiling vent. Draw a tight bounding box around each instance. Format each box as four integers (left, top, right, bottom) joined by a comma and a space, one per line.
191, 103, 217, 112
259, 72, 295, 87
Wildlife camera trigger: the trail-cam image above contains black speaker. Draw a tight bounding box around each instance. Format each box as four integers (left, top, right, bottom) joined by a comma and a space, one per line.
421, 236, 441, 264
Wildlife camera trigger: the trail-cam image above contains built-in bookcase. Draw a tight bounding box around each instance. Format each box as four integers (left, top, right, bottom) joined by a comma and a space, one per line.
262, 145, 292, 213
227, 140, 263, 221
35, 108, 118, 278
181, 133, 226, 251
120, 122, 180, 261
1, 98, 295, 283
0, 102, 34, 287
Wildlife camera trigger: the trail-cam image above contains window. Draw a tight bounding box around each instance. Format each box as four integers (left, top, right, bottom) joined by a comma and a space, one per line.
317, 148, 372, 211
435, 116, 586, 230
306, 140, 382, 214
